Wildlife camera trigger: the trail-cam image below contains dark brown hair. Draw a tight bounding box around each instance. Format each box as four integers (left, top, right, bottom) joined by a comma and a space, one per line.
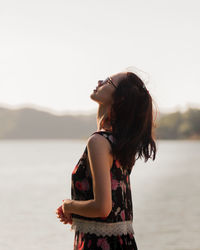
110, 72, 157, 172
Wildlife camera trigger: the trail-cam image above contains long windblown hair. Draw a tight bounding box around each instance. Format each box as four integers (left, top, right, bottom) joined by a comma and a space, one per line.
109, 72, 157, 172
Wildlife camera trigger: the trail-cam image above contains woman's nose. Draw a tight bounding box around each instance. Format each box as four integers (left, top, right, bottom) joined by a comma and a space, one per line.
98, 80, 103, 86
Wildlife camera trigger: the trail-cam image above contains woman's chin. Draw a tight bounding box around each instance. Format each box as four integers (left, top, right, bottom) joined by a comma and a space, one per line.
90, 91, 96, 100
90, 92, 99, 103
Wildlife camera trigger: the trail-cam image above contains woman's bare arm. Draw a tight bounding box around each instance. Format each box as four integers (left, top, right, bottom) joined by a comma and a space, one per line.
62, 134, 113, 218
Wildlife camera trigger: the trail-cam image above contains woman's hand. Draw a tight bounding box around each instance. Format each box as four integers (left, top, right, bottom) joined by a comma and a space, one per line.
62, 199, 72, 217
56, 203, 72, 225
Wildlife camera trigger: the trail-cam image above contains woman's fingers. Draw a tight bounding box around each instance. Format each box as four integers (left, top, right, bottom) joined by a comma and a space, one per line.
56, 203, 72, 225
57, 206, 64, 215
57, 213, 70, 224
58, 214, 66, 221
59, 217, 68, 223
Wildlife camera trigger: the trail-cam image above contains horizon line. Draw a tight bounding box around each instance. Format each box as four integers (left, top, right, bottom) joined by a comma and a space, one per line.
0, 102, 200, 116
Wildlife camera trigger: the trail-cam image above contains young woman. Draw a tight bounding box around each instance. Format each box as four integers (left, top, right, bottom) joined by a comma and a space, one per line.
56, 70, 157, 249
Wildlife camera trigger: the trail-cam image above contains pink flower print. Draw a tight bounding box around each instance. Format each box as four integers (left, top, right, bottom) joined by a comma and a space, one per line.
87, 239, 92, 248
115, 160, 121, 168
97, 238, 110, 250
97, 238, 103, 247
75, 181, 82, 190
120, 210, 125, 221
72, 164, 79, 174
79, 242, 84, 250
118, 235, 123, 245
81, 179, 89, 191
78, 232, 84, 249
75, 179, 89, 191
111, 179, 119, 190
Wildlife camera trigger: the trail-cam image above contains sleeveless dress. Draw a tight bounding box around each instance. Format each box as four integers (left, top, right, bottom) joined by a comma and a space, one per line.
70, 131, 138, 250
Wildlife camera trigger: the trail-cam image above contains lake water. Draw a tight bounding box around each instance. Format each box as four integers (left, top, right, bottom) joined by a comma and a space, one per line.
0, 140, 200, 250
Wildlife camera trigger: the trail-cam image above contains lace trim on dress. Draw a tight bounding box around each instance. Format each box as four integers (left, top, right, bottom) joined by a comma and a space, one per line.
71, 218, 134, 236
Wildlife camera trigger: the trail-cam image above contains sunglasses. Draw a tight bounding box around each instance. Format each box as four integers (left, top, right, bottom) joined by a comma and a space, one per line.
102, 77, 117, 89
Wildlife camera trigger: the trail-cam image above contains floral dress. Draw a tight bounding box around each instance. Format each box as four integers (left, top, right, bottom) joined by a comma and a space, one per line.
71, 131, 138, 250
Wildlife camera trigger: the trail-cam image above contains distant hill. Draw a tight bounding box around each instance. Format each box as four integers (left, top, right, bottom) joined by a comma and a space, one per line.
156, 108, 200, 140
0, 107, 199, 140
0, 107, 97, 139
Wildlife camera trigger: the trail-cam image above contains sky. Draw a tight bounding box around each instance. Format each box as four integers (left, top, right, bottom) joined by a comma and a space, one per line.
0, 0, 200, 115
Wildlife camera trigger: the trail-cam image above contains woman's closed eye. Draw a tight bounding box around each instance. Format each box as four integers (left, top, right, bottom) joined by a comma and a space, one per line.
103, 78, 111, 86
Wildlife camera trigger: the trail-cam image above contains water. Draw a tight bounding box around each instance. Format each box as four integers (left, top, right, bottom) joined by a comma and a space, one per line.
0, 140, 200, 250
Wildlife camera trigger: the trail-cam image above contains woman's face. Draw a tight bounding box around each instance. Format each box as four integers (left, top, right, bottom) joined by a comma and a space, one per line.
90, 72, 126, 106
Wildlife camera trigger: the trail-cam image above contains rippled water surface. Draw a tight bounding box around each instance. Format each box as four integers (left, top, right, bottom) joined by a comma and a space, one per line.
0, 140, 199, 250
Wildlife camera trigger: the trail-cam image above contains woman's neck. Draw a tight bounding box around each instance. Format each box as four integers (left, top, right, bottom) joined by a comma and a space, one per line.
97, 104, 112, 132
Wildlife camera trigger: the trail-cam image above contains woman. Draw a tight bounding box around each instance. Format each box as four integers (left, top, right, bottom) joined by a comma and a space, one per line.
56, 70, 157, 249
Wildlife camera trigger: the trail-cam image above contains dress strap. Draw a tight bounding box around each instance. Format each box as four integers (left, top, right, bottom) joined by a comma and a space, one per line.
91, 131, 114, 147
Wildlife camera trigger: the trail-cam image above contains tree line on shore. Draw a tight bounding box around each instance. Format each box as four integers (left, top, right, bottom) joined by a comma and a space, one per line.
0, 107, 199, 140
156, 108, 200, 139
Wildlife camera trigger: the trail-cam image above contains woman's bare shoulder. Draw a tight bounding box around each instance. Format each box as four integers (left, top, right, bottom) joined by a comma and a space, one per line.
87, 133, 113, 168
87, 133, 111, 149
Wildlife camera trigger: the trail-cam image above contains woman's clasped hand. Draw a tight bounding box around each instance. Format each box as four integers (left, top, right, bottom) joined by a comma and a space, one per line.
56, 200, 72, 225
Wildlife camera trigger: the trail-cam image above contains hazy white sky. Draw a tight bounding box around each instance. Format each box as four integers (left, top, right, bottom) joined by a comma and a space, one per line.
0, 0, 199, 114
